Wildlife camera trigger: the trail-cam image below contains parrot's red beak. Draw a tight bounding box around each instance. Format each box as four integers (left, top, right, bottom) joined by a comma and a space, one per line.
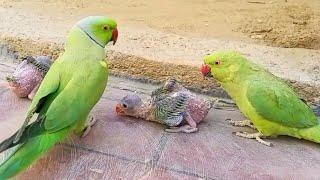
112, 28, 118, 45
201, 64, 213, 78
115, 103, 125, 116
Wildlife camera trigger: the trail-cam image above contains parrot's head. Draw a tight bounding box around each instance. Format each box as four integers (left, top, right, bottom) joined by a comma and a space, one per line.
201, 51, 248, 83
116, 94, 143, 117
77, 16, 118, 47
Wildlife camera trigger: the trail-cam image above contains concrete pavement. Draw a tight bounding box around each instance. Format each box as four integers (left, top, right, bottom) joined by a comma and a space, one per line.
0, 57, 320, 179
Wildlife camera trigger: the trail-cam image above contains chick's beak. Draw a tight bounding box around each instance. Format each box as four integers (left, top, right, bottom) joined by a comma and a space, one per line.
201, 64, 213, 78
112, 28, 118, 45
115, 104, 124, 115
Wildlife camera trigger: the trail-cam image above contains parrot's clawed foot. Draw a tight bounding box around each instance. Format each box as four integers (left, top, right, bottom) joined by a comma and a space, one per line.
165, 125, 198, 133
235, 132, 272, 146
212, 98, 237, 111
226, 119, 256, 129
81, 114, 97, 138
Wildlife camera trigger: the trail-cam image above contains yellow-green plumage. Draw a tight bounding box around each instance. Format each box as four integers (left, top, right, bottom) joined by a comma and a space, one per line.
0, 16, 117, 178
204, 51, 320, 143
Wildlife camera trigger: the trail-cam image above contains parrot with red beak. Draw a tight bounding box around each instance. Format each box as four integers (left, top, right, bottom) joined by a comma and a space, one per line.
0, 16, 118, 178
201, 51, 320, 146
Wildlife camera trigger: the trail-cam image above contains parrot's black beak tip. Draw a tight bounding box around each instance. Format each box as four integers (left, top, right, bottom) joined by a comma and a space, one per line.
205, 73, 213, 78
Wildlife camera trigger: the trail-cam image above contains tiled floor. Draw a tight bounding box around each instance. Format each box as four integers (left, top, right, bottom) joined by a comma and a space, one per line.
0, 60, 320, 180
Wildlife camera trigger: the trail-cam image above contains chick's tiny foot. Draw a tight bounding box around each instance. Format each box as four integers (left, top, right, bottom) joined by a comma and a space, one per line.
165, 125, 198, 133
28, 83, 41, 100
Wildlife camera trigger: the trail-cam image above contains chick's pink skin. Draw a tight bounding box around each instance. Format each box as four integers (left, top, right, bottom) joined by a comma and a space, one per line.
163, 80, 211, 124
8, 60, 44, 99
186, 94, 211, 124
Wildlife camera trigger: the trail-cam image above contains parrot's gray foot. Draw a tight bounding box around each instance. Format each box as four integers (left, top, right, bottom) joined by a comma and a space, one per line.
211, 97, 237, 111
235, 132, 272, 146
226, 119, 256, 129
81, 114, 97, 138
165, 125, 198, 133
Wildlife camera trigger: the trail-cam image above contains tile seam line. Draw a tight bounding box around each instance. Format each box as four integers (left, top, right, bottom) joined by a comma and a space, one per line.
60, 143, 216, 179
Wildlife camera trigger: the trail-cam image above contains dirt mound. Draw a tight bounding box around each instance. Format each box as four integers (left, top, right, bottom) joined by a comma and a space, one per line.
238, 3, 320, 50
1, 37, 319, 105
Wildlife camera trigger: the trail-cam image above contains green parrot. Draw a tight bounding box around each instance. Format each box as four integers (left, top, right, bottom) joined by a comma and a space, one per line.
201, 51, 319, 146
0, 16, 118, 178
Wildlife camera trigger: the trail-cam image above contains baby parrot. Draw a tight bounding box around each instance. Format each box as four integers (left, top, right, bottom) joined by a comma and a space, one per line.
116, 78, 212, 133
0, 16, 118, 178
201, 51, 319, 146
6, 55, 52, 100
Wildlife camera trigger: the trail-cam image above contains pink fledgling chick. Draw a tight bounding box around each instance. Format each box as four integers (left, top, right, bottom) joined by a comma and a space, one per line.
6, 55, 52, 100
116, 77, 212, 133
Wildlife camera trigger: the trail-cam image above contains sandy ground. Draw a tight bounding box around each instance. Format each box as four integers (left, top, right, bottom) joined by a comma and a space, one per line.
2, 0, 319, 47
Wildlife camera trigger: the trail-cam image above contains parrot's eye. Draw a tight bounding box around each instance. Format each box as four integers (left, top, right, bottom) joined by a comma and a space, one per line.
215, 59, 221, 66
103, 25, 109, 31
122, 103, 127, 108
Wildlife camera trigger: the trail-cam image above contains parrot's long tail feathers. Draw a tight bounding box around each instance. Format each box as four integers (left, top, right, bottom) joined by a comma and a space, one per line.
0, 129, 69, 179
0, 120, 45, 153
299, 125, 320, 144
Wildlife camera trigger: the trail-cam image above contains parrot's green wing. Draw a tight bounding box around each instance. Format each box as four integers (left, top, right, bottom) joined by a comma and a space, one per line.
43, 82, 85, 132
155, 92, 188, 126
44, 61, 108, 132
14, 62, 60, 143
247, 79, 318, 128
30, 63, 60, 113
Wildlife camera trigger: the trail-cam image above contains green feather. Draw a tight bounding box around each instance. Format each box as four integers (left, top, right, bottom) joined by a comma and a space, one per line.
247, 79, 318, 128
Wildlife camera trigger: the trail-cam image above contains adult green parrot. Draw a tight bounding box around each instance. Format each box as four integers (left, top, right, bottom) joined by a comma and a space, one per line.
201, 51, 319, 146
0, 16, 118, 178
